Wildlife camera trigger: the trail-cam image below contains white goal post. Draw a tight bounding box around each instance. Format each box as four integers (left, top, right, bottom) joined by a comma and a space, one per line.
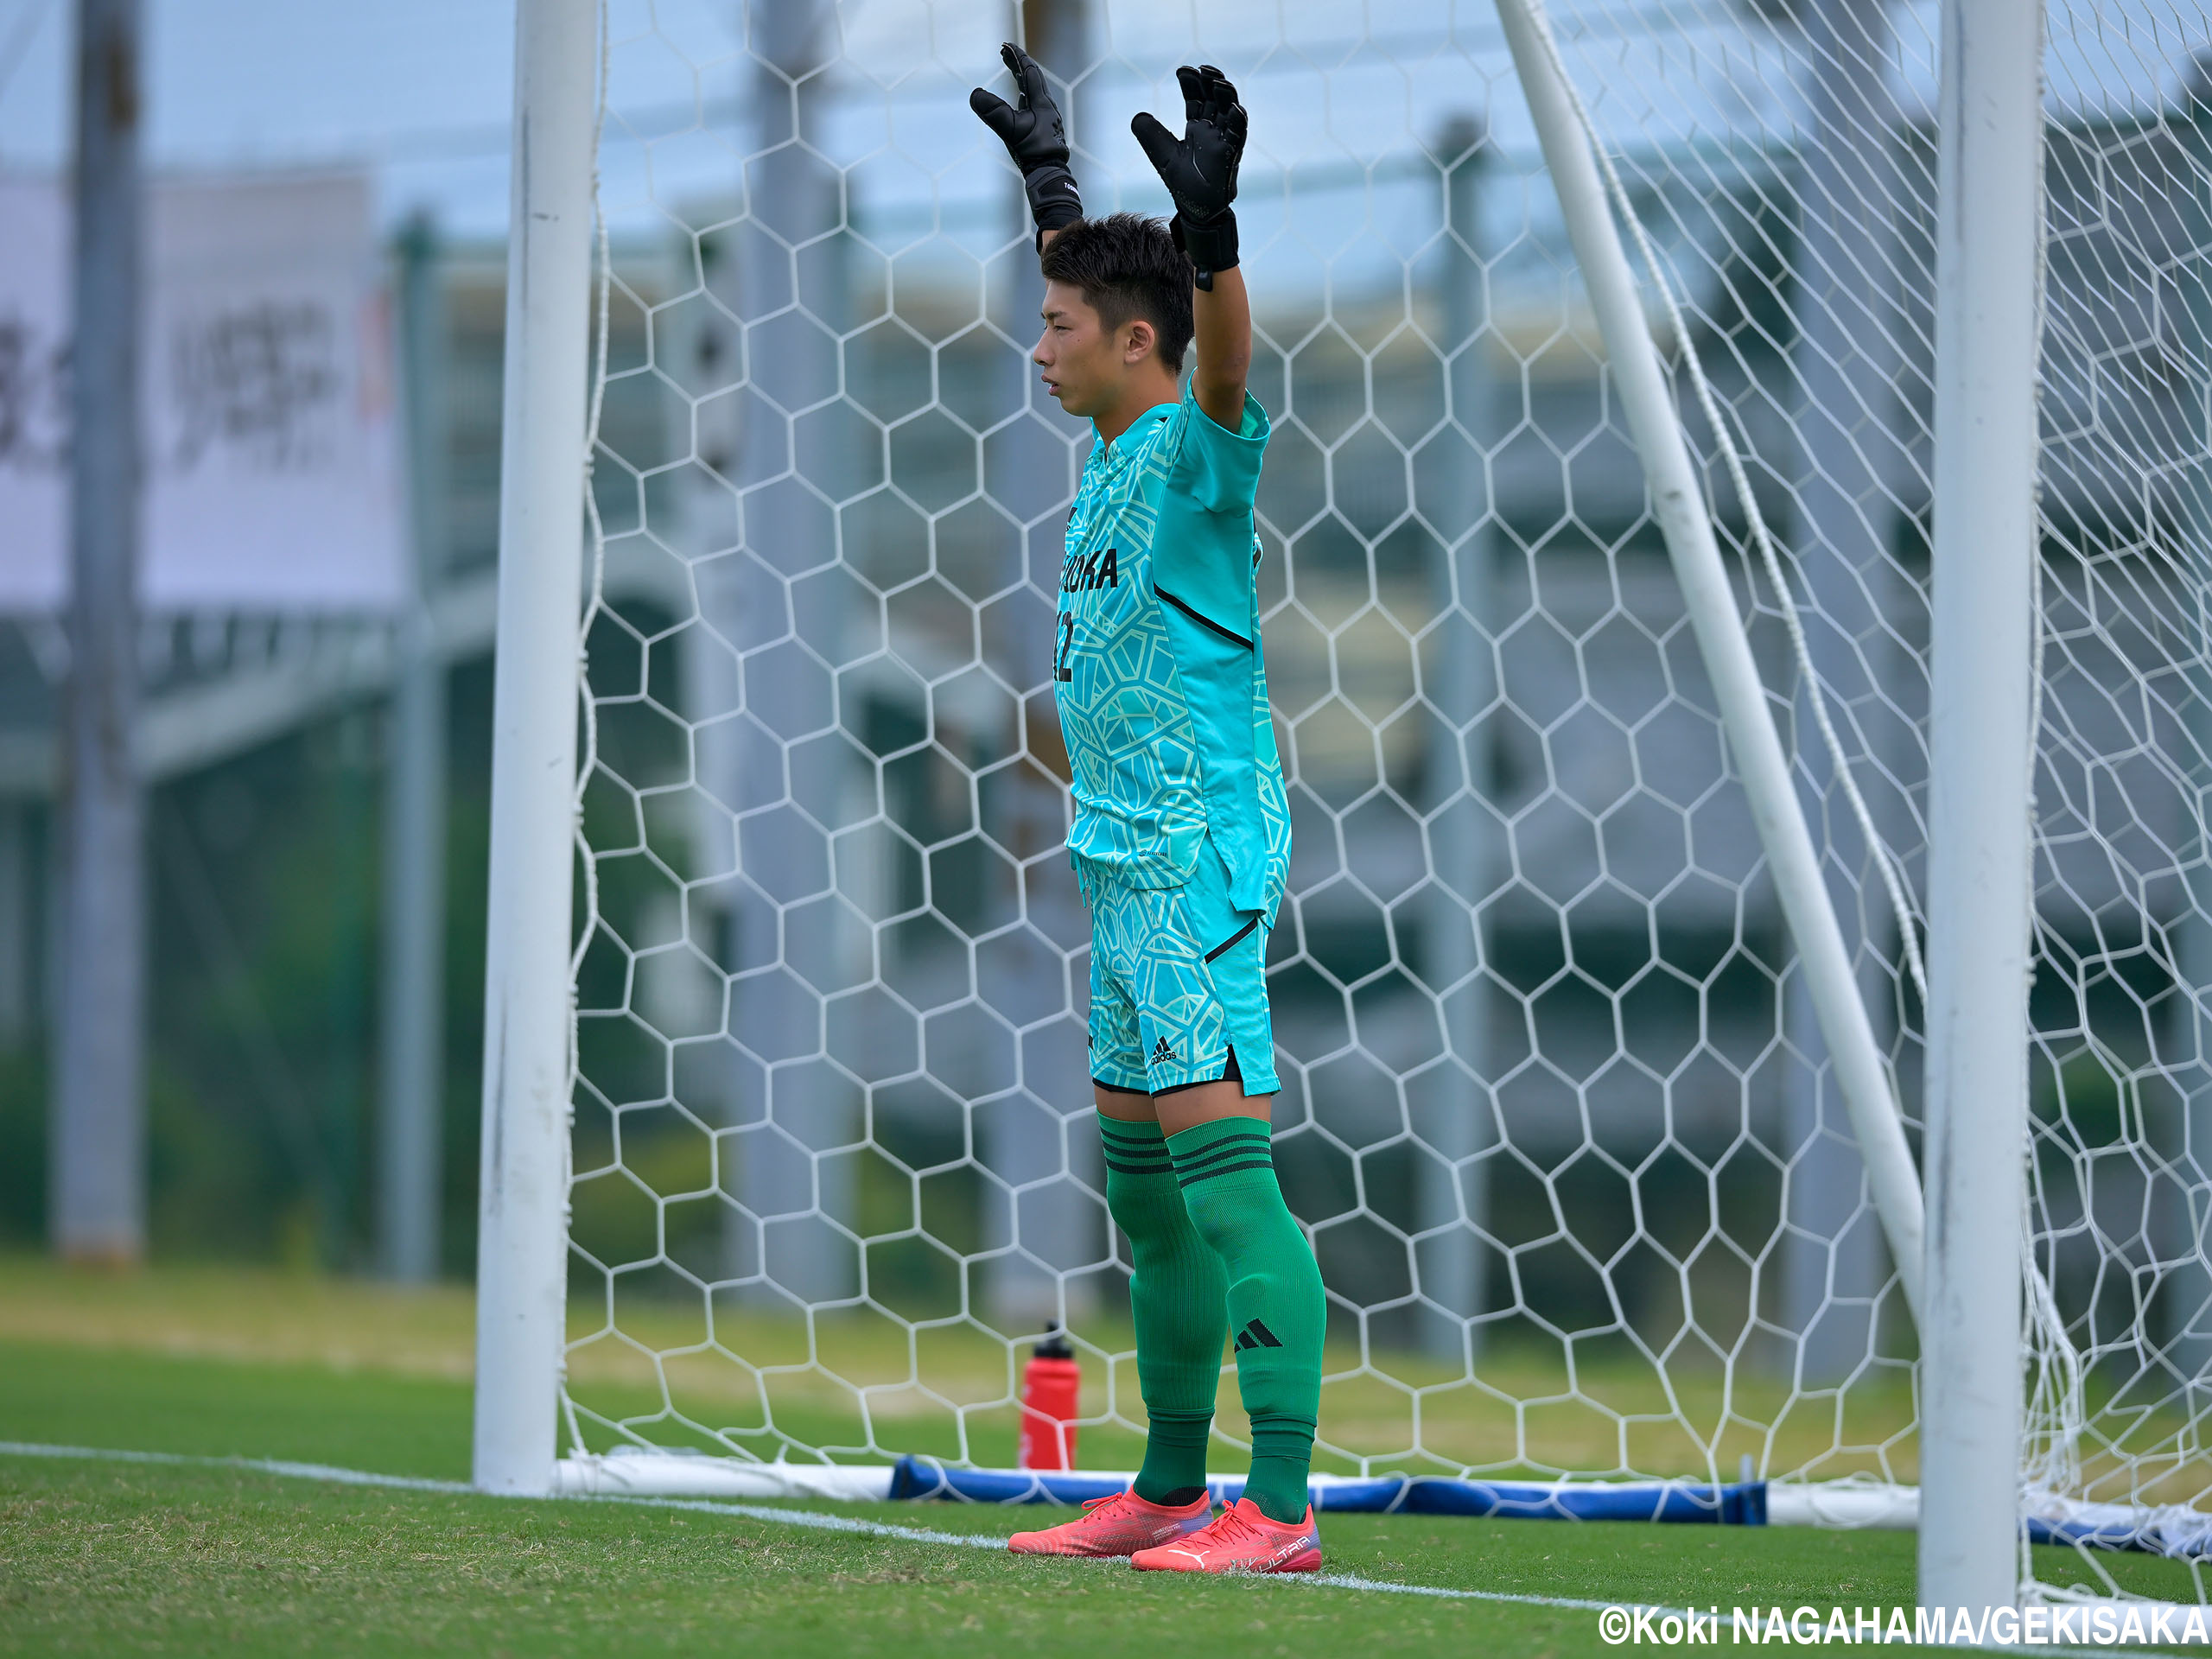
471, 0, 2212, 1616
473, 0, 598, 1497
1917, 0, 2046, 1618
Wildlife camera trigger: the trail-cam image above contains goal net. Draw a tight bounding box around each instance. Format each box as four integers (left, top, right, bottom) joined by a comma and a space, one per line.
521, 0, 2212, 1593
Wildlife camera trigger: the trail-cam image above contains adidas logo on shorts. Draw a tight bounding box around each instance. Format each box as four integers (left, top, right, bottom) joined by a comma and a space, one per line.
1150, 1036, 1178, 1067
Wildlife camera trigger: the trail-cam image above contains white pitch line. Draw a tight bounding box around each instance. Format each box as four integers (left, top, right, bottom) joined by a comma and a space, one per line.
0, 1440, 1638, 1608
0, 1440, 474, 1493
0, 1441, 2166, 1653
580, 1490, 1052, 1551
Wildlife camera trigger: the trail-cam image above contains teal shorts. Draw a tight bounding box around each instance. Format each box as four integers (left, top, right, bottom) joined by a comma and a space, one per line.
1077, 839, 1281, 1098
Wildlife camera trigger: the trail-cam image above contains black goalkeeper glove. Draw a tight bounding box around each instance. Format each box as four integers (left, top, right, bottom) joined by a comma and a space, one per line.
969, 42, 1083, 248
1131, 64, 1247, 289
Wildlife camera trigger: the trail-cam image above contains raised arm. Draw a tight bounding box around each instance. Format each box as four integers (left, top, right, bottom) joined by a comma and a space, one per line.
1134, 66, 1250, 430
1189, 266, 1250, 433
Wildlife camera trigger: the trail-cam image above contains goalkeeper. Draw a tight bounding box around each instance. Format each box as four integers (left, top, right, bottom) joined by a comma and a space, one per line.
971, 47, 1325, 1575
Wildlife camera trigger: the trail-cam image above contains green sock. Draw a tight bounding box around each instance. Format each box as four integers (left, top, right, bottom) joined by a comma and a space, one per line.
1100, 1116, 1226, 1506
1166, 1116, 1324, 1526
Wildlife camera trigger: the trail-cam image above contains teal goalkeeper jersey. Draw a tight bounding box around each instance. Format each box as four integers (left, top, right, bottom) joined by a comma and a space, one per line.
1052, 381, 1291, 914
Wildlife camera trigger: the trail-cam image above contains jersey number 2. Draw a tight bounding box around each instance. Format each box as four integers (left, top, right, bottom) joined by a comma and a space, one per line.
1053, 612, 1076, 683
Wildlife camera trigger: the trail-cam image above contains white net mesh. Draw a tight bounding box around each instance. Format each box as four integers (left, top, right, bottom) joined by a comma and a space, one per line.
554, 0, 2212, 1577
2019, 1, 2212, 1588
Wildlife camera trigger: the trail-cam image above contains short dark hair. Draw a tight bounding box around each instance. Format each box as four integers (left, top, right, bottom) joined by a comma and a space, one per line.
1039, 213, 1193, 374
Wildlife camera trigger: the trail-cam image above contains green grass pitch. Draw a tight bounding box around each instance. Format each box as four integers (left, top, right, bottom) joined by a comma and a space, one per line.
0, 1264, 2197, 1656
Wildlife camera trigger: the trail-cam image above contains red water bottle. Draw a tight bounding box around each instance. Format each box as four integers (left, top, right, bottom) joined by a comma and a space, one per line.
1018, 1324, 1080, 1471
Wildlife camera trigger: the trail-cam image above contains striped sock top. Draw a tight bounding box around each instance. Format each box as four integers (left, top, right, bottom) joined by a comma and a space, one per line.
1166, 1123, 1275, 1188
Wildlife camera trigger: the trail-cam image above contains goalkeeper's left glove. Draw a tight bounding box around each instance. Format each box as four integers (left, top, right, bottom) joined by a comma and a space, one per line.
1130, 64, 1247, 290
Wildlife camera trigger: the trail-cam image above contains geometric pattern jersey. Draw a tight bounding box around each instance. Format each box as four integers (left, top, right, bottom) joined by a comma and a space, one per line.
1055, 380, 1292, 918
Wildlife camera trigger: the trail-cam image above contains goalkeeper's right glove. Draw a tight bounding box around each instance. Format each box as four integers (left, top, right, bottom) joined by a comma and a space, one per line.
969, 42, 1083, 249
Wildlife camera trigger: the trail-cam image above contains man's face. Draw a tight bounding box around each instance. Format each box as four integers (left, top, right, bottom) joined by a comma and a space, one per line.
1034, 279, 1141, 418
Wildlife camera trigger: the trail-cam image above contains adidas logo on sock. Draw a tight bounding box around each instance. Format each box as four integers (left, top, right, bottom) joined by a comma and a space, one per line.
1150, 1037, 1178, 1066
1234, 1319, 1283, 1351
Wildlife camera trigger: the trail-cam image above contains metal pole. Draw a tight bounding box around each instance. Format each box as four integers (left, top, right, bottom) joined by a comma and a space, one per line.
1778, 0, 1908, 1384
0, 801, 33, 1046
1496, 0, 1925, 1326
987, 0, 1098, 1332
2170, 56, 2212, 1417
473, 0, 598, 1496
1417, 112, 1497, 1360
378, 215, 450, 1284
1918, 0, 2044, 1618
719, 0, 853, 1309
52, 0, 145, 1268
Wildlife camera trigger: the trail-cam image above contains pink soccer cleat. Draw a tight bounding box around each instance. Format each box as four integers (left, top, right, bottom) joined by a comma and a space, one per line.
1007, 1489, 1213, 1558
1128, 1497, 1322, 1574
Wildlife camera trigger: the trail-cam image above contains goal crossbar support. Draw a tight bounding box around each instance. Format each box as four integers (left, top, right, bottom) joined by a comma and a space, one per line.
1919, 0, 2046, 1617
1495, 0, 1927, 1329
472, 0, 600, 1497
